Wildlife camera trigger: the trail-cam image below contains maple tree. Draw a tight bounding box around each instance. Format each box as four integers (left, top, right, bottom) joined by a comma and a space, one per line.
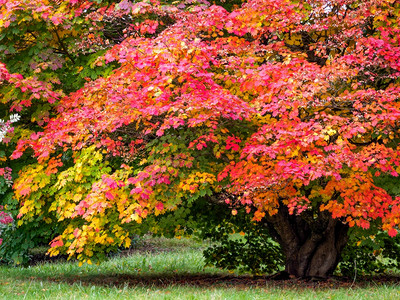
1, 0, 400, 278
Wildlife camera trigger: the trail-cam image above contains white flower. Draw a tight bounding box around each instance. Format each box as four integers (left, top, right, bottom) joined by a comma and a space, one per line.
0, 130, 6, 142
9, 114, 20, 123
0, 114, 20, 143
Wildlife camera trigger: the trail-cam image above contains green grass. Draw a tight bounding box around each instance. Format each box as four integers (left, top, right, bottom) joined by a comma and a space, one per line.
0, 237, 399, 299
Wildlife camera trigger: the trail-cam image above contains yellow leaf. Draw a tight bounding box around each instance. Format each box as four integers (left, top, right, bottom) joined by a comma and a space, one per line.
124, 237, 131, 248
73, 194, 82, 202
131, 213, 142, 223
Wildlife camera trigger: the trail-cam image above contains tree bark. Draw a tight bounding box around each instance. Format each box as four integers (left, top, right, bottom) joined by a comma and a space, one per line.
265, 206, 349, 279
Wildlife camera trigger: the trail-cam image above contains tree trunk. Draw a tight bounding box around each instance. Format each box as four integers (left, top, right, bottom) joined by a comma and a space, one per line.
265, 206, 349, 279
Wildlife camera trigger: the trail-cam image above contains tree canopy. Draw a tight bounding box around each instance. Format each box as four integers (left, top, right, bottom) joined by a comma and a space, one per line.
1, 0, 400, 278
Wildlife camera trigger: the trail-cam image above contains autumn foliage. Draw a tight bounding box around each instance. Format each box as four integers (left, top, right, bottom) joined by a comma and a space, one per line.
1, 0, 400, 277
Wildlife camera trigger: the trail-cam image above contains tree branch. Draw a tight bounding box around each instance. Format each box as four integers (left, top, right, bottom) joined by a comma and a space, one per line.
53, 28, 75, 64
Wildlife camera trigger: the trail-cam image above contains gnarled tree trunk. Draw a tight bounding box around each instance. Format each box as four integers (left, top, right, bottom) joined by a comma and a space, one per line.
265, 206, 349, 279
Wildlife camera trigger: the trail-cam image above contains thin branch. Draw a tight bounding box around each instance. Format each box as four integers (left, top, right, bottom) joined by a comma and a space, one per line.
53, 28, 75, 64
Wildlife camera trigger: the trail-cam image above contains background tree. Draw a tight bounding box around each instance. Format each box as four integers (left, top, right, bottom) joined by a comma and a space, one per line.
2, 0, 400, 278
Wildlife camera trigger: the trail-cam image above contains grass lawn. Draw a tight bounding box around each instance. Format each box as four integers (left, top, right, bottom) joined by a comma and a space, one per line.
0, 236, 399, 299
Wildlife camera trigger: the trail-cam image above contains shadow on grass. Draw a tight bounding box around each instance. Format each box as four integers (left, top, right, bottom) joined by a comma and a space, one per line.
46, 273, 267, 288
22, 271, 400, 290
